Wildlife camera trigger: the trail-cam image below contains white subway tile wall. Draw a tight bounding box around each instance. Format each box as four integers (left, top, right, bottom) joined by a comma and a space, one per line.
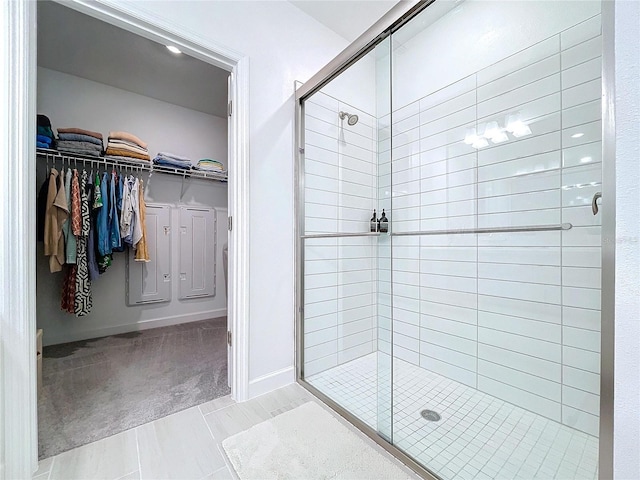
303, 92, 378, 376
389, 15, 602, 437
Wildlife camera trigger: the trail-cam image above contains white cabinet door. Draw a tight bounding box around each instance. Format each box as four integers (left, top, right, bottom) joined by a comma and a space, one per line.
179, 207, 216, 299
127, 204, 172, 304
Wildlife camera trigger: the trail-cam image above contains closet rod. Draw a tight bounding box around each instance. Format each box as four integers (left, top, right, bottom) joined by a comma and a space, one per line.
36, 148, 148, 172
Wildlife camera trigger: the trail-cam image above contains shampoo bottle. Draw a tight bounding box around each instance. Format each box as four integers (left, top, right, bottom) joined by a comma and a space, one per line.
370, 209, 377, 232
379, 209, 389, 233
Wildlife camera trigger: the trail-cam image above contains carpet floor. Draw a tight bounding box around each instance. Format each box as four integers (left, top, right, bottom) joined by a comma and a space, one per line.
38, 318, 230, 460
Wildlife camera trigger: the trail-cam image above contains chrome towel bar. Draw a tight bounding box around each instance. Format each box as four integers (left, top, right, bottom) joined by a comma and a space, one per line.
301, 223, 573, 239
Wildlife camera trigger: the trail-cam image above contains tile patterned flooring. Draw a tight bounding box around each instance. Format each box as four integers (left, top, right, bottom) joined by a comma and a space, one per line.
34, 383, 420, 480
307, 353, 599, 480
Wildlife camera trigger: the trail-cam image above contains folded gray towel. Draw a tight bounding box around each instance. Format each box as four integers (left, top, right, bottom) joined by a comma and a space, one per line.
57, 140, 103, 152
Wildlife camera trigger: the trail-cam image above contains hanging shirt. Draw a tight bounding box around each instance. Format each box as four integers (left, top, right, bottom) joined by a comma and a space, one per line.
109, 171, 122, 251
93, 173, 103, 209
44, 168, 68, 273
134, 179, 150, 263
117, 174, 124, 213
85, 173, 100, 281
63, 168, 77, 264
131, 177, 143, 246
70, 170, 82, 237
120, 175, 134, 242
74, 169, 92, 317
96, 172, 110, 256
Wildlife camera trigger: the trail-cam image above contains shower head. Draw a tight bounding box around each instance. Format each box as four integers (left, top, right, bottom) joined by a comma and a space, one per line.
339, 111, 359, 126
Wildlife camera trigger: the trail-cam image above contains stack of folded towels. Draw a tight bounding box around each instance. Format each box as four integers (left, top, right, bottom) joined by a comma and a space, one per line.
36, 114, 56, 149
194, 158, 226, 174
105, 131, 150, 161
56, 127, 104, 156
153, 152, 192, 170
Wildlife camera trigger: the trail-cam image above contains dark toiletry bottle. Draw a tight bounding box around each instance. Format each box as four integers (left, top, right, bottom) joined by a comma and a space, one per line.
370, 209, 377, 232
379, 209, 389, 233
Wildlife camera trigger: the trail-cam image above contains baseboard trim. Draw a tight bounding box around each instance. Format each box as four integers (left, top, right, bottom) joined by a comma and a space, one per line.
43, 308, 227, 346
247, 366, 295, 399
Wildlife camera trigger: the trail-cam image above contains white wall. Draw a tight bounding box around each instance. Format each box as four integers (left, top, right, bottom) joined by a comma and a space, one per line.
36, 68, 229, 345
93, 0, 348, 394
614, 1, 640, 478
37, 67, 227, 161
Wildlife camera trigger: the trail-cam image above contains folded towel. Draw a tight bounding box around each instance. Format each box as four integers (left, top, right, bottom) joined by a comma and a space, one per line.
57, 127, 103, 140
57, 140, 103, 152
37, 125, 55, 139
192, 166, 227, 174
106, 140, 148, 156
37, 134, 52, 145
105, 146, 150, 161
36, 141, 51, 149
57, 146, 103, 157
157, 151, 191, 162
197, 159, 224, 171
153, 157, 192, 170
58, 132, 103, 146
109, 131, 147, 149
107, 138, 148, 152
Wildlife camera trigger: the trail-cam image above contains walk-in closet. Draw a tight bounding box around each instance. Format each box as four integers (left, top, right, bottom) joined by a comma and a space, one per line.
35, 1, 232, 459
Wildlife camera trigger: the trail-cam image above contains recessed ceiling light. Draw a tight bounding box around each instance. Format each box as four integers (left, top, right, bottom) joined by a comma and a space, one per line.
571, 133, 584, 138
166, 45, 182, 54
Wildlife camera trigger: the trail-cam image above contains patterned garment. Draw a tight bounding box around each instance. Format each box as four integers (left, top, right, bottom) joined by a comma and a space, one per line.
74, 170, 92, 316
93, 173, 103, 209
60, 264, 77, 313
71, 169, 82, 236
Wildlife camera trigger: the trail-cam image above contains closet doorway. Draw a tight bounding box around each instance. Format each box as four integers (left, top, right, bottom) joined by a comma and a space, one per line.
34, 1, 246, 460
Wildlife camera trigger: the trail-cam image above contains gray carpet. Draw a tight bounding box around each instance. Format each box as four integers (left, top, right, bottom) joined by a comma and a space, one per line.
38, 318, 230, 459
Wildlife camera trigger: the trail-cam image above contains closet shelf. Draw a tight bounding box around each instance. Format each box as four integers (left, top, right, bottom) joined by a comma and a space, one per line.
36, 148, 228, 183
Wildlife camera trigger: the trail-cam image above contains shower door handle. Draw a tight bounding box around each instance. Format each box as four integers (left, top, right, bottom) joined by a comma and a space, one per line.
592, 192, 602, 215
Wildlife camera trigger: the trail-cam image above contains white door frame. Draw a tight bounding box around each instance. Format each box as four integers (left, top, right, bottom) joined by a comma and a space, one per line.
0, 1, 251, 477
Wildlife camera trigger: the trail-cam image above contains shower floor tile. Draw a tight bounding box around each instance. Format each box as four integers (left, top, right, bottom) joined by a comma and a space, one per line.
306, 353, 598, 480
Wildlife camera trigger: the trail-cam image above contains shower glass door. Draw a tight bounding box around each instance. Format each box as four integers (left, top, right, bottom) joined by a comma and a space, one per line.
300, 37, 393, 438
389, 2, 602, 479
299, 2, 604, 478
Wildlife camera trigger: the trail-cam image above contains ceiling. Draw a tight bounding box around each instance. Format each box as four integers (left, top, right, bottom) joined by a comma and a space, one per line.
37, 1, 397, 118
289, 1, 399, 41
37, 1, 230, 118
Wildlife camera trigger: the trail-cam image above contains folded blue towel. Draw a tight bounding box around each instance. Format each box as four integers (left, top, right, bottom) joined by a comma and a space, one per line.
153, 157, 192, 170
58, 132, 103, 146
36, 134, 52, 145
157, 151, 191, 162
36, 141, 51, 149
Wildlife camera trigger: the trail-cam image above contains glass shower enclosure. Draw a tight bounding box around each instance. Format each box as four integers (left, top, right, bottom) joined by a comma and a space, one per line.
296, 2, 606, 478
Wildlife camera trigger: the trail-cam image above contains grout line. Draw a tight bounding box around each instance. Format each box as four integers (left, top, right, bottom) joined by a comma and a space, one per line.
114, 470, 138, 480
46, 456, 55, 480
215, 443, 238, 480
134, 428, 142, 480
